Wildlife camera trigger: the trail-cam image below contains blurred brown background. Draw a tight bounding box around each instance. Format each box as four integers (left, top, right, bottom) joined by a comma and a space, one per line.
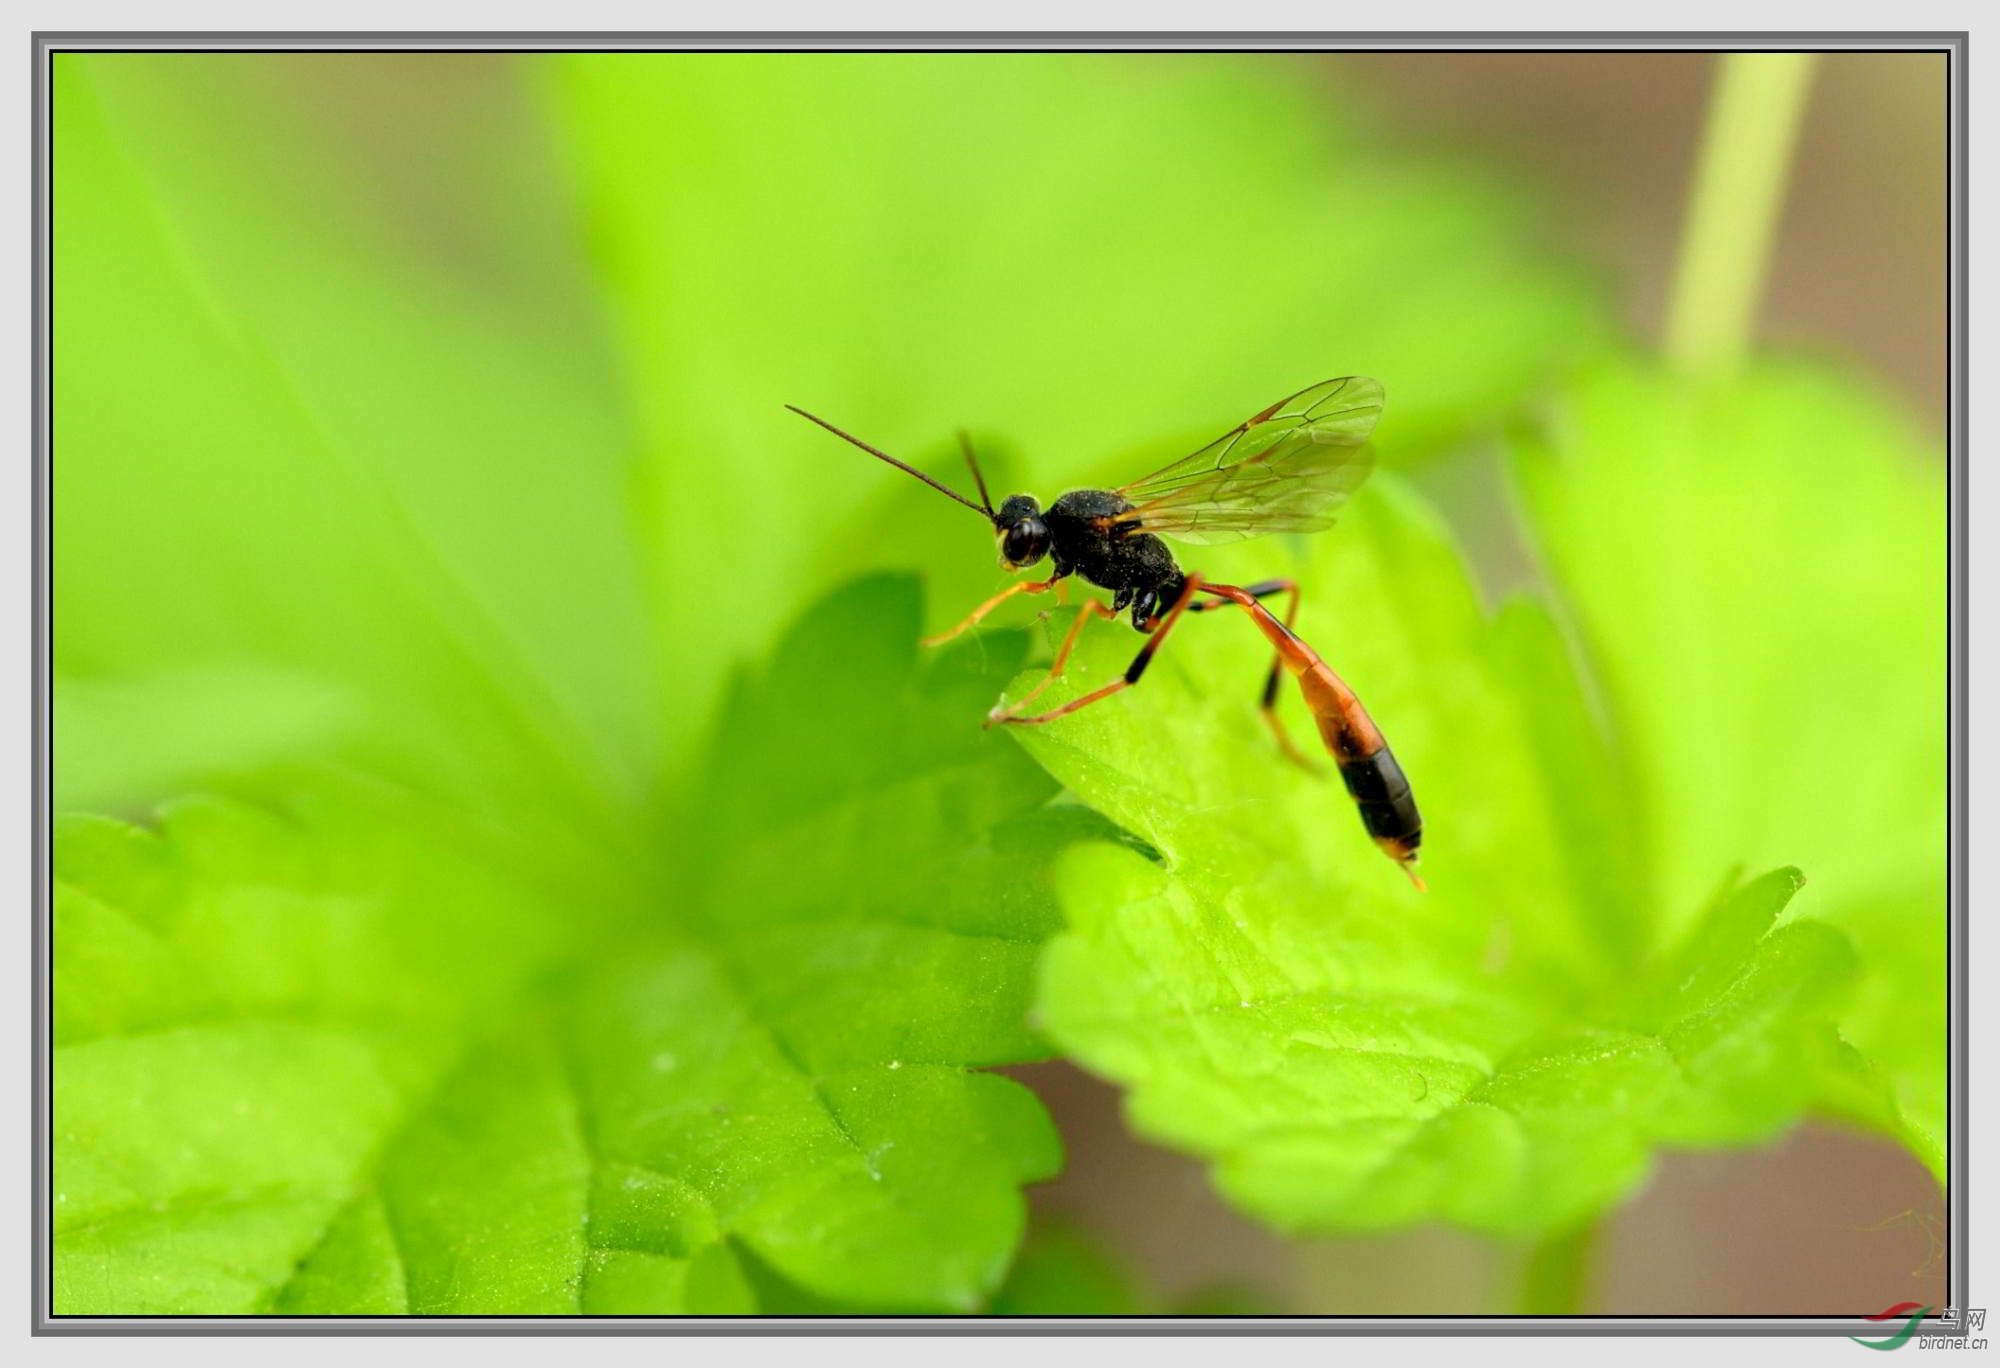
1352, 53, 1946, 421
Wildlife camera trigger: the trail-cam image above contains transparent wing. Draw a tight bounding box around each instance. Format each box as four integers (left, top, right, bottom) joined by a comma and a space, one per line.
1113, 377, 1383, 546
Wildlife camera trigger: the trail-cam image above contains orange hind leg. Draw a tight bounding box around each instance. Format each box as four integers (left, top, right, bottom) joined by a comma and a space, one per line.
1187, 578, 1313, 770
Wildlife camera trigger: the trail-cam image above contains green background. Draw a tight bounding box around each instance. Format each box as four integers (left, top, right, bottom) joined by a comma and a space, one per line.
52, 51, 1946, 1315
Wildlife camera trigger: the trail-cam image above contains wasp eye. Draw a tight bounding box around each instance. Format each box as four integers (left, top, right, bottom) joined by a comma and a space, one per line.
1002, 519, 1050, 567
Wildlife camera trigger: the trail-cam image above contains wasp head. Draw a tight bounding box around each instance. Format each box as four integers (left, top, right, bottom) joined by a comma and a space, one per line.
994, 494, 1051, 569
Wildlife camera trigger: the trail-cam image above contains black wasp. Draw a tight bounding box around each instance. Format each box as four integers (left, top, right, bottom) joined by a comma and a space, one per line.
788, 378, 1423, 887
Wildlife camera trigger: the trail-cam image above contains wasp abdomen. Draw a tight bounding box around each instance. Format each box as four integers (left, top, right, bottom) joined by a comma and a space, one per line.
1338, 746, 1423, 865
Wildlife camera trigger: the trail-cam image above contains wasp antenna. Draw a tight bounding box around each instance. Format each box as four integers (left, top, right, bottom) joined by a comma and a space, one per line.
786, 404, 993, 519
956, 428, 995, 517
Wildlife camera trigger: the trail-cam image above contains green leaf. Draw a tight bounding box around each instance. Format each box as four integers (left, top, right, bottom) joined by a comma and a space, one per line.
544, 52, 1600, 776
988, 1221, 1147, 1316
55, 55, 653, 835
1005, 474, 1865, 1236
53, 784, 585, 1314
985, 1217, 1275, 1316
55, 577, 1069, 1315
1510, 357, 1946, 1177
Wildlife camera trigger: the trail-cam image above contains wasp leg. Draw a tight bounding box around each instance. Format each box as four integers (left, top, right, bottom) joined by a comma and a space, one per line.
922, 575, 1065, 648
984, 599, 1115, 726
1188, 578, 1313, 771
1199, 581, 1425, 890
991, 575, 1205, 727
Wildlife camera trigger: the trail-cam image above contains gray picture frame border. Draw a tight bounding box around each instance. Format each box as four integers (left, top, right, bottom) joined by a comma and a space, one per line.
28, 28, 1969, 1337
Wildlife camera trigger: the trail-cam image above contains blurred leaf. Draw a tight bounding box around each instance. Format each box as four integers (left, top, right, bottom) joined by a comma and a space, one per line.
56, 55, 654, 832
1170, 1284, 1278, 1316
988, 1221, 1148, 1316
54, 664, 352, 815
986, 1216, 1277, 1316
1003, 475, 1864, 1235
545, 52, 1600, 775
1510, 358, 1946, 1176
56, 578, 1071, 1314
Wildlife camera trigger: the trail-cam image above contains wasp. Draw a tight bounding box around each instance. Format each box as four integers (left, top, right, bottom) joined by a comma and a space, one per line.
788, 378, 1423, 888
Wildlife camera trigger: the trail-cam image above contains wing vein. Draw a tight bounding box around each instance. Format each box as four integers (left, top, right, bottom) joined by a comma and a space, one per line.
1114, 377, 1384, 546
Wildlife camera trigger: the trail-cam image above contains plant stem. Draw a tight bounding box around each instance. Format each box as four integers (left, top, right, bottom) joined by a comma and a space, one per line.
1662, 52, 1819, 377
1516, 1219, 1602, 1315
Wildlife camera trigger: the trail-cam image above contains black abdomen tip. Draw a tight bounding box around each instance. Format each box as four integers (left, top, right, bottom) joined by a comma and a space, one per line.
1339, 748, 1421, 848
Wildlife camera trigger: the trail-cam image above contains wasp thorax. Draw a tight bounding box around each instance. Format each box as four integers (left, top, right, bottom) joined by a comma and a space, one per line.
994, 494, 1050, 568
